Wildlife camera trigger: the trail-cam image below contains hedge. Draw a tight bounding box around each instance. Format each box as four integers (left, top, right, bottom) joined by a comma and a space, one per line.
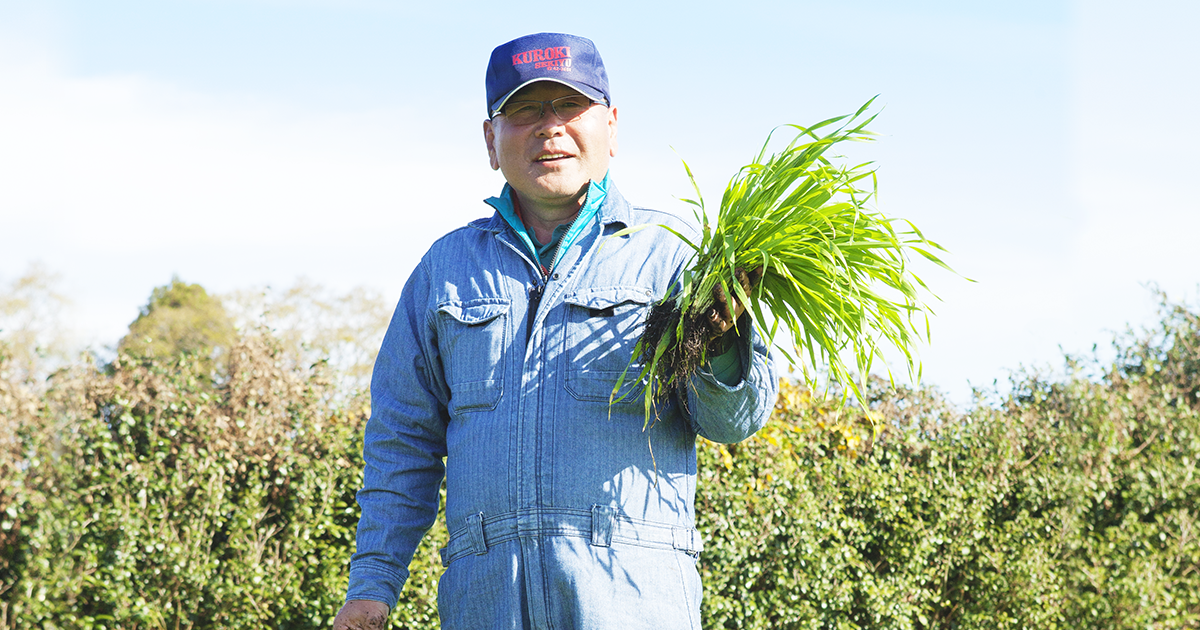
1, 300, 1198, 629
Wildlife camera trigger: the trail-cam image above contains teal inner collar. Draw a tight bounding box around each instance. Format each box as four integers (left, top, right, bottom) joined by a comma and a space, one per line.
486, 172, 610, 274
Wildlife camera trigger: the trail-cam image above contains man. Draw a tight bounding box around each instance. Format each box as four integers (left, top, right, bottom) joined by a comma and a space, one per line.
334, 32, 777, 630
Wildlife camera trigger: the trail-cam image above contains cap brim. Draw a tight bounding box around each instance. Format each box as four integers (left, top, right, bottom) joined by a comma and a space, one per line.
489, 78, 608, 117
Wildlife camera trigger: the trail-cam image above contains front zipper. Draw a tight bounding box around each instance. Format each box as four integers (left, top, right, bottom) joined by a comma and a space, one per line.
526, 282, 544, 348
515, 204, 588, 350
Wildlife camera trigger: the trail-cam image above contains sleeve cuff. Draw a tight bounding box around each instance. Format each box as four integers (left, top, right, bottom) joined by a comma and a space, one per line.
707, 332, 744, 385
347, 563, 408, 611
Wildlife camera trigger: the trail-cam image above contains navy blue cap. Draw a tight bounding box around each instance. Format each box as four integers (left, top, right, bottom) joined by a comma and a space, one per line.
486, 33, 611, 117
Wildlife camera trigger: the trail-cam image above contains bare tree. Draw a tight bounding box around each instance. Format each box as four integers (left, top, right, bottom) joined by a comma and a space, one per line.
0, 262, 77, 386
223, 278, 392, 394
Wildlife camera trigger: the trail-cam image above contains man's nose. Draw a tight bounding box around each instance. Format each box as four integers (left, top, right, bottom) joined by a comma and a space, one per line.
533, 109, 568, 136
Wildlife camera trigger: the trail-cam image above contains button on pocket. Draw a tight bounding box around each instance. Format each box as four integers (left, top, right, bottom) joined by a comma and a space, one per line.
436, 299, 510, 413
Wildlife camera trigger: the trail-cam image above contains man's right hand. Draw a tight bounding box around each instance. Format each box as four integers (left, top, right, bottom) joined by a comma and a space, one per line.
332, 599, 390, 630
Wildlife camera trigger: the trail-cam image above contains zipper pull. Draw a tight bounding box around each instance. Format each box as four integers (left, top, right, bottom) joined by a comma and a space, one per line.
526, 283, 544, 347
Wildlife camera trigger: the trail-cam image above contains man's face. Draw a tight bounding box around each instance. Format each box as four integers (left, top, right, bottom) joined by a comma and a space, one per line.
483, 81, 618, 214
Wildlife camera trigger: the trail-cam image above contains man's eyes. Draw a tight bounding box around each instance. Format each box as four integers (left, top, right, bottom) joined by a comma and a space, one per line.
506, 102, 541, 116
555, 99, 588, 113
502, 97, 591, 123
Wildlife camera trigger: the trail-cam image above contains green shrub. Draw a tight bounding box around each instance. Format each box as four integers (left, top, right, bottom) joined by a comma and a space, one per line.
2, 298, 1198, 629
0, 334, 444, 630
695, 297, 1200, 629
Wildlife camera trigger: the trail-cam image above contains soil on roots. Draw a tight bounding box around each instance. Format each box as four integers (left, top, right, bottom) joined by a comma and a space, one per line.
640, 300, 720, 403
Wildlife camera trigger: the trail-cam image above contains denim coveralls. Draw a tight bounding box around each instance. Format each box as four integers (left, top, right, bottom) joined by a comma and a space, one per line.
347, 178, 778, 629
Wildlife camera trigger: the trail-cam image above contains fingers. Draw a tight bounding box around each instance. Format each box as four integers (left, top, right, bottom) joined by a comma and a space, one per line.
706, 266, 764, 339
746, 265, 764, 288
734, 267, 750, 294
707, 301, 732, 334
706, 280, 736, 338
734, 266, 764, 294
333, 600, 389, 630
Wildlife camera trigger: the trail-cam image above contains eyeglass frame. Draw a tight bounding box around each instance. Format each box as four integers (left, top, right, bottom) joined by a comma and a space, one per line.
490, 94, 606, 126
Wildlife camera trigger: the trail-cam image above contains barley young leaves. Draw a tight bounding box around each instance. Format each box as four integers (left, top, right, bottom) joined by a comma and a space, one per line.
614, 98, 953, 426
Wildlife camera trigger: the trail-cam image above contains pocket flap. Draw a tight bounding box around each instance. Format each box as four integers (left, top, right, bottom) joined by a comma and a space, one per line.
563, 287, 656, 310
436, 299, 510, 325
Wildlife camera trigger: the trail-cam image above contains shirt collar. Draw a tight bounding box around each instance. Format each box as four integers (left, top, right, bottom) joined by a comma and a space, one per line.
485, 172, 611, 270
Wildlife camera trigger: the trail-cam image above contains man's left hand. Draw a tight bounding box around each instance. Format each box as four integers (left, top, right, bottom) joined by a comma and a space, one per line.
705, 266, 763, 337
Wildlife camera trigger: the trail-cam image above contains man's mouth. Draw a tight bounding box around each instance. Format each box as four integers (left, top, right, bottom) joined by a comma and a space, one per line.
536, 153, 571, 162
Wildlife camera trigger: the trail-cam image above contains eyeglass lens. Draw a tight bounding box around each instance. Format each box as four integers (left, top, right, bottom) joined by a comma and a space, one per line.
500, 95, 594, 125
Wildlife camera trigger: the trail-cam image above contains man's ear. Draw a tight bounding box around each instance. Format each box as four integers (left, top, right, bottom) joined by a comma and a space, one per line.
483, 119, 500, 170
607, 106, 619, 158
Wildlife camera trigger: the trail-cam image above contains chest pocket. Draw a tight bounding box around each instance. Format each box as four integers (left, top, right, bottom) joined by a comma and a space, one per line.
436, 299, 510, 413
562, 287, 655, 403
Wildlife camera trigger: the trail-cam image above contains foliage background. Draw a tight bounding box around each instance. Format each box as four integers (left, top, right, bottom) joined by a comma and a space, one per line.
1, 275, 1198, 629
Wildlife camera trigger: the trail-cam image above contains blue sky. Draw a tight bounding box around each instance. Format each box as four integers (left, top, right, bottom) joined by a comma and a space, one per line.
1, 0, 1197, 405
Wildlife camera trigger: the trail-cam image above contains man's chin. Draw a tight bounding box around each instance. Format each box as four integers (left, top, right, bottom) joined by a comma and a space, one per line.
523, 179, 590, 205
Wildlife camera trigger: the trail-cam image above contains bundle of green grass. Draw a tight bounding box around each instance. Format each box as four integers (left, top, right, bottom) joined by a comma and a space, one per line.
614, 98, 952, 423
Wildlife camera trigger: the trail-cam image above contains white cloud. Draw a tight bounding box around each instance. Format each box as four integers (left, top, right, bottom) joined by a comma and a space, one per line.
829, 0, 1200, 405
0, 38, 501, 345
909, 0, 1200, 403
3, 2, 1198, 409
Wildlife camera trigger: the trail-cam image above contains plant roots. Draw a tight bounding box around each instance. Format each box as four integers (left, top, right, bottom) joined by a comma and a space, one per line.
640, 300, 723, 403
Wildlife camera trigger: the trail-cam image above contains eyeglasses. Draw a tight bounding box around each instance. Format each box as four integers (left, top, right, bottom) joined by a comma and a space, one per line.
493, 95, 600, 126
